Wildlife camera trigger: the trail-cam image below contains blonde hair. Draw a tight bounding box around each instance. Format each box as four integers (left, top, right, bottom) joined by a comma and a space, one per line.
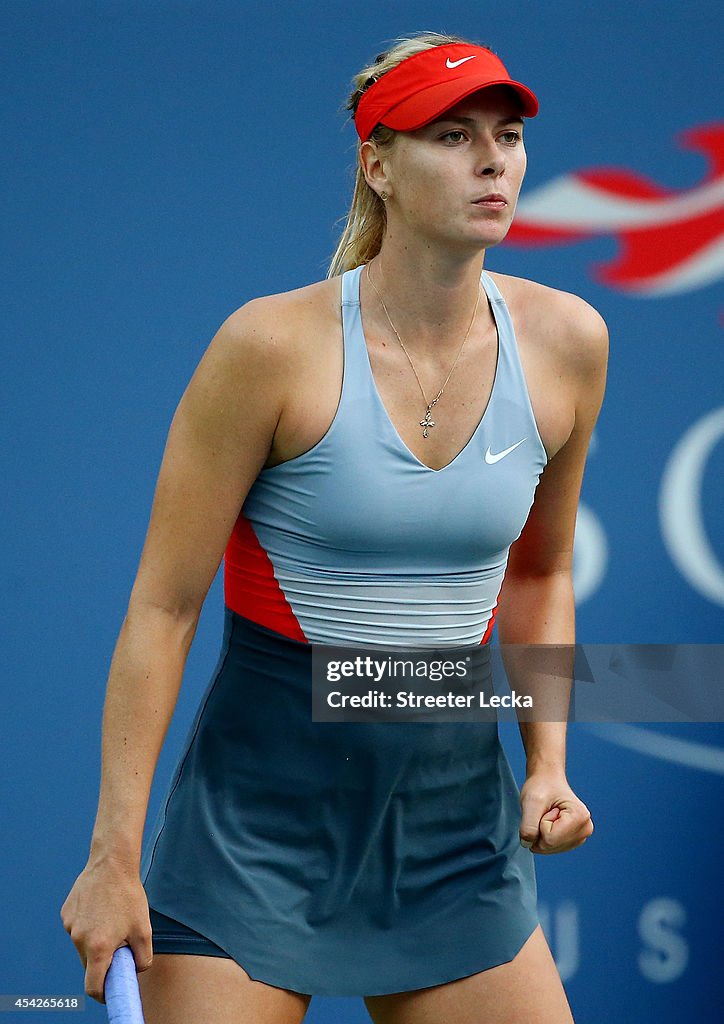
327, 31, 483, 278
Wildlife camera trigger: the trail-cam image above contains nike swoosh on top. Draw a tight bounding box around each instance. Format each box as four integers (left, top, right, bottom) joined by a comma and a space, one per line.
484, 438, 527, 464
446, 55, 477, 69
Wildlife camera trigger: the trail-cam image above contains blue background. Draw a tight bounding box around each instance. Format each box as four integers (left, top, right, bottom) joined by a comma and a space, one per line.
2, 1, 722, 1021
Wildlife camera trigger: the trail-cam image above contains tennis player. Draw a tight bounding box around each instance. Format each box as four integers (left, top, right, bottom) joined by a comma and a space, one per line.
60, 31, 604, 1024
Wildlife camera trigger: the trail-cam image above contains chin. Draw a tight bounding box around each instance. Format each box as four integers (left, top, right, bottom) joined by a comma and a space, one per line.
479, 218, 514, 247
466, 227, 510, 251
431, 220, 511, 252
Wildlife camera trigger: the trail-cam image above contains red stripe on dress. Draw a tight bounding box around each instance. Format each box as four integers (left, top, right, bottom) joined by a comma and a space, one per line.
223, 512, 308, 642
480, 596, 500, 645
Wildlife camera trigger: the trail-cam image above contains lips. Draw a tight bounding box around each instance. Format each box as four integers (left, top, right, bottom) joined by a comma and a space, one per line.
474, 193, 507, 206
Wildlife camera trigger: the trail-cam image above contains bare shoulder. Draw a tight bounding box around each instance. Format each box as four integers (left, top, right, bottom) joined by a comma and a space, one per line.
219, 277, 340, 367
488, 270, 609, 381
176, 276, 340, 451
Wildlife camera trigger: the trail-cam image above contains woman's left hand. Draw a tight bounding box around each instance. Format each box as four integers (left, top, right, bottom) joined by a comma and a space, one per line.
518, 771, 594, 854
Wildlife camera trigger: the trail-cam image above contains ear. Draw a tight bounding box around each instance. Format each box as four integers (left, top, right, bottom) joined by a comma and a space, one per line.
359, 140, 393, 201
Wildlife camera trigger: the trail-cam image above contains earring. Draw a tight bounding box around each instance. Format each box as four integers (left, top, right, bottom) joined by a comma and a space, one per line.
379, 190, 389, 202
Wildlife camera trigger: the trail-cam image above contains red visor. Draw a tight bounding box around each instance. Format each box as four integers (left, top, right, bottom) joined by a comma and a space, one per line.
354, 43, 538, 142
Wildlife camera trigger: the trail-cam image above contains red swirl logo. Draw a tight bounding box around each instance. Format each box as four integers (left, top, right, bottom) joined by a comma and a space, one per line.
506, 124, 724, 296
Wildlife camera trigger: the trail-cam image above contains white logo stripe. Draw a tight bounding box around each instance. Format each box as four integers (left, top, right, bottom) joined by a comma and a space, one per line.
585, 723, 724, 776
446, 55, 477, 69
485, 438, 527, 464
516, 175, 724, 230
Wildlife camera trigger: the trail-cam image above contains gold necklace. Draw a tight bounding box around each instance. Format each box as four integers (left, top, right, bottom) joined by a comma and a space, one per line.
365, 262, 482, 438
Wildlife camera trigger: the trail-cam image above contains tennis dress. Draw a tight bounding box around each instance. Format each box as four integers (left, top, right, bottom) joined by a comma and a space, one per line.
140, 263, 549, 996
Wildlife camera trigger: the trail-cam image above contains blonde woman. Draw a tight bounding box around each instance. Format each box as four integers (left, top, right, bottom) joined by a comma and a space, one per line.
61, 31, 605, 1024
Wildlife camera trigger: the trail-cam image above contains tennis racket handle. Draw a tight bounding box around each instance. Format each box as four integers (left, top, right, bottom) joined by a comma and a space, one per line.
105, 945, 146, 1023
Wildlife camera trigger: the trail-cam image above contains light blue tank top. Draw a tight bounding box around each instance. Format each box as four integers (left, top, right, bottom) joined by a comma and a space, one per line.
224, 263, 548, 648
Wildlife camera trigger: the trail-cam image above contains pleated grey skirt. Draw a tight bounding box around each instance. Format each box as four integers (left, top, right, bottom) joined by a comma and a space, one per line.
140, 608, 539, 996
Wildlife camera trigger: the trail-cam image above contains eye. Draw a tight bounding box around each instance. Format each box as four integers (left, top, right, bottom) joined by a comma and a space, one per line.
440, 129, 467, 144
500, 130, 522, 144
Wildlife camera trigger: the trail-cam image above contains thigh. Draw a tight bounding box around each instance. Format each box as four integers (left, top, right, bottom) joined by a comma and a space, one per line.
363, 925, 574, 1024
137, 953, 311, 1024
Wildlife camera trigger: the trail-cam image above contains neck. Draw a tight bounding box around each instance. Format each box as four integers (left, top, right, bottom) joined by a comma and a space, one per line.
364, 233, 489, 359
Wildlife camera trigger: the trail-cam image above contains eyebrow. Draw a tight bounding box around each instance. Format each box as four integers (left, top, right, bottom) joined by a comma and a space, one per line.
430, 114, 524, 128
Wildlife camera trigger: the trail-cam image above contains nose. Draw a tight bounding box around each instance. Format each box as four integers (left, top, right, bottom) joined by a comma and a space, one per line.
475, 133, 505, 177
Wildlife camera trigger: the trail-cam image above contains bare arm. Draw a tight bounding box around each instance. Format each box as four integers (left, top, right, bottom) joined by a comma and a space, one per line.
61, 296, 291, 998
495, 292, 608, 852
88, 298, 289, 866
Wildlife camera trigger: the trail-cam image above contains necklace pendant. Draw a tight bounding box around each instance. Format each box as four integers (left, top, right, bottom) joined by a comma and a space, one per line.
420, 408, 436, 438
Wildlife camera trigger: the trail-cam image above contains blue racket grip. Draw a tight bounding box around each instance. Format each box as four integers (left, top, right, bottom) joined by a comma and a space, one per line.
105, 946, 145, 1023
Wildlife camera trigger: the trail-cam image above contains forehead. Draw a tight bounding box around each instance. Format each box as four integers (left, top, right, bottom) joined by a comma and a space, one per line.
431, 86, 525, 125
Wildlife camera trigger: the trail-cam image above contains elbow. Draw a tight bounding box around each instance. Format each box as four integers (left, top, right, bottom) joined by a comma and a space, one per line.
124, 597, 202, 642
